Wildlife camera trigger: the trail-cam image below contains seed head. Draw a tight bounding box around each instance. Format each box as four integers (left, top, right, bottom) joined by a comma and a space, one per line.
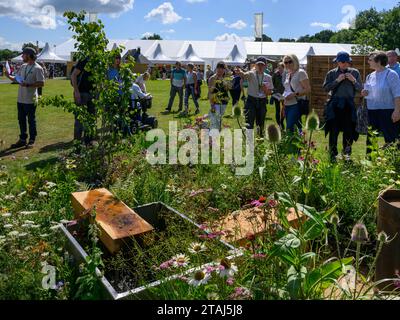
233, 105, 242, 118
351, 223, 369, 243
306, 112, 320, 131
377, 231, 389, 244
267, 124, 281, 143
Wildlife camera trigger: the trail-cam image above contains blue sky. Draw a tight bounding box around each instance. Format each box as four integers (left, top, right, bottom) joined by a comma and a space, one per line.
0, 0, 397, 50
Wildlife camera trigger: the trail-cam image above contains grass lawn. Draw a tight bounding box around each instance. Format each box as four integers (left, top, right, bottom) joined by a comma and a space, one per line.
0, 79, 372, 174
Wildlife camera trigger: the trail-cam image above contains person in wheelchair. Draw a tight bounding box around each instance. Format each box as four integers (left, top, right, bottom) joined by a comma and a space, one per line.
130, 82, 157, 133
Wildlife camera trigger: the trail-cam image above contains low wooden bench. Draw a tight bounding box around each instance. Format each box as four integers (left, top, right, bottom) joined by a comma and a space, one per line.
71, 188, 154, 254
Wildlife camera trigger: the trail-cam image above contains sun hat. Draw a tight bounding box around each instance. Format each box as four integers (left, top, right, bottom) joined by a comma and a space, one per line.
333, 51, 352, 63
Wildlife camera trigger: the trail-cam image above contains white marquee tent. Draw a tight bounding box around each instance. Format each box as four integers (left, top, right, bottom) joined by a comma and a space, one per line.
177, 43, 204, 64
224, 44, 246, 66
146, 42, 176, 65
37, 43, 68, 64
28, 39, 356, 69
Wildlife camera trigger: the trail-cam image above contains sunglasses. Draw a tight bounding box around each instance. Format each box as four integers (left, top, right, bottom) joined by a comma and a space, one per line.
284, 60, 293, 65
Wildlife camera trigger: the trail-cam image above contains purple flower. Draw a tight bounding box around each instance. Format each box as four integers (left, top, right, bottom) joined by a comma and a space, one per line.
159, 260, 173, 270
252, 253, 267, 259
55, 281, 64, 291
206, 266, 216, 273
226, 277, 235, 286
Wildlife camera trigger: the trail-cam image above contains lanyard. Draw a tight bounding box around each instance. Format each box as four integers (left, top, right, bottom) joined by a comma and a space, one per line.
256, 72, 264, 92
24, 64, 35, 81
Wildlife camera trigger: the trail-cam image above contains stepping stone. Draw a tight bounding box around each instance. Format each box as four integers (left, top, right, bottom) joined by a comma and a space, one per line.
71, 188, 154, 253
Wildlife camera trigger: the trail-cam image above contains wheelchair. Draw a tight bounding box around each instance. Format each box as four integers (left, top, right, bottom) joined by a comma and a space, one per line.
128, 97, 158, 134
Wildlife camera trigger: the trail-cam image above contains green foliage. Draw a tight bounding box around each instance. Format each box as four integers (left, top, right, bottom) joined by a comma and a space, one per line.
141, 33, 163, 40
40, 11, 137, 181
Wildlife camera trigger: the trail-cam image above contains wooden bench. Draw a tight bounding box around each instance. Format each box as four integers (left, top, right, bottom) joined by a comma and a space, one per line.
71, 188, 154, 254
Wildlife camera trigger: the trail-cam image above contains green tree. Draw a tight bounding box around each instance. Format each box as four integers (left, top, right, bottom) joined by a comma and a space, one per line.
351, 28, 383, 55
329, 29, 356, 44
278, 38, 296, 42
297, 35, 312, 43
141, 33, 162, 40
354, 7, 382, 31
0, 49, 19, 61
255, 34, 273, 42
40, 11, 136, 181
380, 4, 400, 50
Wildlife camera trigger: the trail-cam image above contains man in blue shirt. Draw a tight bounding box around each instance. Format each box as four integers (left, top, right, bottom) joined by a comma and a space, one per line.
387, 50, 400, 78
107, 54, 122, 94
163, 62, 186, 114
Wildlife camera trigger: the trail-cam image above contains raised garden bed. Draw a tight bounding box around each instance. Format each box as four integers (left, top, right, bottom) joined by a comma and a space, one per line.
59, 202, 239, 300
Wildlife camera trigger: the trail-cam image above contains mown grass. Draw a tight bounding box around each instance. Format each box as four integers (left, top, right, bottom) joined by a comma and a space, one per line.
0, 79, 375, 175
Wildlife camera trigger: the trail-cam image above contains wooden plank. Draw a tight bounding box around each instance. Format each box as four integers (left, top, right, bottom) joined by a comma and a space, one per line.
71, 188, 154, 253
218, 207, 306, 246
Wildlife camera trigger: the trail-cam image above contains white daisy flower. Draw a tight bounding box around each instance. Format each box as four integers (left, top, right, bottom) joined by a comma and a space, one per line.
21, 224, 32, 228
0, 181, 7, 186
60, 219, 70, 224
45, 182, 57, 189
8, 231, 19, 237
4, 195, 15, 200
38, 191, 48, 197
217, 258, 238, 278
17, 191, 27, 198
50, 225, 61, 230
40, 234, 49, 238
172, 254, 190, 268
18, 232, 28, 238
4, 224, 13, 229
188, 242, 207, 254
1, 213, 12, 218
188, 270, 211, 287
24, 220, 35, 225
20, 211, 38, 216
30, 225, 40, 229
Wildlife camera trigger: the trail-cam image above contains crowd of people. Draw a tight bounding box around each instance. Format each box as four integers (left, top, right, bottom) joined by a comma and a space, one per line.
4, 45, 400, 162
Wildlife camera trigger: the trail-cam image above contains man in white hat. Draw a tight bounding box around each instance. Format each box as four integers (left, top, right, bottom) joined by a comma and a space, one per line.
236, 56, 273, 137
5, 47, 45, 149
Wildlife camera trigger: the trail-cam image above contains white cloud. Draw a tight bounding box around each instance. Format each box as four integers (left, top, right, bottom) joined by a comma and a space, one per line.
186, 0, 207, 2
161, 29, 175, 33
0, 0, 135, 29
0, 36, 21, 50
215, 33, 252, 41
226, 20, 247, 30
310, 22, 333, 29
141, 32, 155, 38
216, 17, 227, 24
144, 2, 182, 25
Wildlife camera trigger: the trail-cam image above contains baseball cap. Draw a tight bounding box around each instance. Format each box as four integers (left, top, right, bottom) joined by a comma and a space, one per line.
255, 56, 267, 65
21, 47, 37, 57
333, 51, 352, 63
